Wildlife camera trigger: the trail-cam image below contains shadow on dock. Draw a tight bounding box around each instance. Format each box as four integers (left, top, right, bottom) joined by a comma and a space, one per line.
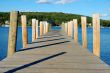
37, 34, 63, 39
4, 52, 66, 73
18, 41, 70, 52
30, 38, 65, 44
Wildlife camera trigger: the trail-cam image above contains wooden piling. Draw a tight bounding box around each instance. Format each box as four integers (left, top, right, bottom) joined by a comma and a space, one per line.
68, 22, 71, 36
45, 21, 48, 33
43, 21, 46, 34
65, 23, 68, 34
21, 15, 28, 48
61, 22, 65, 32
73, 19, 78, 44
93, 14, 100, 57
8, 11, 18, 56
36, 20, 39, 39
68, 21, 73, 37
40, 21, 43, 38
48, 23, 51, 32
70, 21, 73, 38
32, 19, 36, 42
81, 16, 87, 48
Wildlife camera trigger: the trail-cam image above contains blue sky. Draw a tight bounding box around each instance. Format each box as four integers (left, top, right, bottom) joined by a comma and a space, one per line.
0, 0, 110, 20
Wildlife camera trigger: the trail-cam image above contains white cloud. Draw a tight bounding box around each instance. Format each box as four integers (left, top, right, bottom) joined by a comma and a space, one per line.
55, 0, 76, 4
36, 0, 51, 4
36, 0, 76, 4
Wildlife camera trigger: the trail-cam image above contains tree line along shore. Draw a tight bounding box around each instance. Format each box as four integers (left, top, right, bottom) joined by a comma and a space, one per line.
0, 12, 110, 27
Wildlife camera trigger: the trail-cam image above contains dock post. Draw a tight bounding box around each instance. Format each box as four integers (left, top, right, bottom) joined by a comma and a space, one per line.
81, 16, 87, 48
93, 14, 100, 57
64, 23, 66, 33
21, 15, 28, 48
46, 21, 48, 33
61, 22, 63, 32
73, 19, 78, 44
32, 19, 36, 42
43, 21, 46, 34
68, 21, 73, 37
8, 11, 18, 56
47, 23, 50, 32
62, 22, 65, 32
40, 21, 43, 38
47, 23, 49, 32
68, 22, 71, 36
65, 23, 68, 34
70, 21, 74, 38
36, 20, 39, 39
48, 23, 51, 32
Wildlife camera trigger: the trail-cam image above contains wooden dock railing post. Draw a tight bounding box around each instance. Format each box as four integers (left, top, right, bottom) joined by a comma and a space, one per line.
32, 19, 36, 42
36, 20, 39, 39
40, 21, 43, 38
48, 23, 51, 32
81, 16, 87, 48
62, 22, 65, 32
8, 11, 18, 56
43, 21, 46, 34
61, 23, 62, 32
68, 21, 73, 37
73, 19, 78, 44
21, 15, 28, 48
68, 22, 71, 36
65, 23, 68, 34
70, 21, 74, 38
93, 14, 100, 57
46, 21, 48, 33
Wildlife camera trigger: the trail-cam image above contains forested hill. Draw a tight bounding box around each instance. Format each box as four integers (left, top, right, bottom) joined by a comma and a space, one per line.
0, 12, 110, 27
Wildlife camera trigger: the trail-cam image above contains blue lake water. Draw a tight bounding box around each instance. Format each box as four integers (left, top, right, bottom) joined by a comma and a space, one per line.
0, 27, 110, 65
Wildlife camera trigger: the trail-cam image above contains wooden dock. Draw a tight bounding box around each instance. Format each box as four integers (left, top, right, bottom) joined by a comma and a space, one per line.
0, 30, 110, 73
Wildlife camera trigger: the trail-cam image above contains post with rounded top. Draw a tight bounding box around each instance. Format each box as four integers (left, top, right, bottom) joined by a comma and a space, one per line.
21, 15, 28, 48
40, 21, 43, 38
32, 19, 36, 42
73, 19, 78, 44
8, 11, 18, 56
36, 20, 39, 39
93, 14, 100, 57
81, 16, 87, 48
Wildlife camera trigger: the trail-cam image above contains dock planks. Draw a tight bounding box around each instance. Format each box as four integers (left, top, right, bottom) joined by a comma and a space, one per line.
0, 30, 110, 73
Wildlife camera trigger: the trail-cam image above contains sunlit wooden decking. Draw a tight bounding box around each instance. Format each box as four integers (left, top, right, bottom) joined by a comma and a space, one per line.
0, 30, 110, 73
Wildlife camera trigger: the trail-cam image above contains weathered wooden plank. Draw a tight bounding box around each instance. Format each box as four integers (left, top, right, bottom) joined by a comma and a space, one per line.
0, 30, 110, 73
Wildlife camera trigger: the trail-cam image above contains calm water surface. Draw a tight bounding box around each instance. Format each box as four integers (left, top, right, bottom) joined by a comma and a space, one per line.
0, 27, 110, 65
